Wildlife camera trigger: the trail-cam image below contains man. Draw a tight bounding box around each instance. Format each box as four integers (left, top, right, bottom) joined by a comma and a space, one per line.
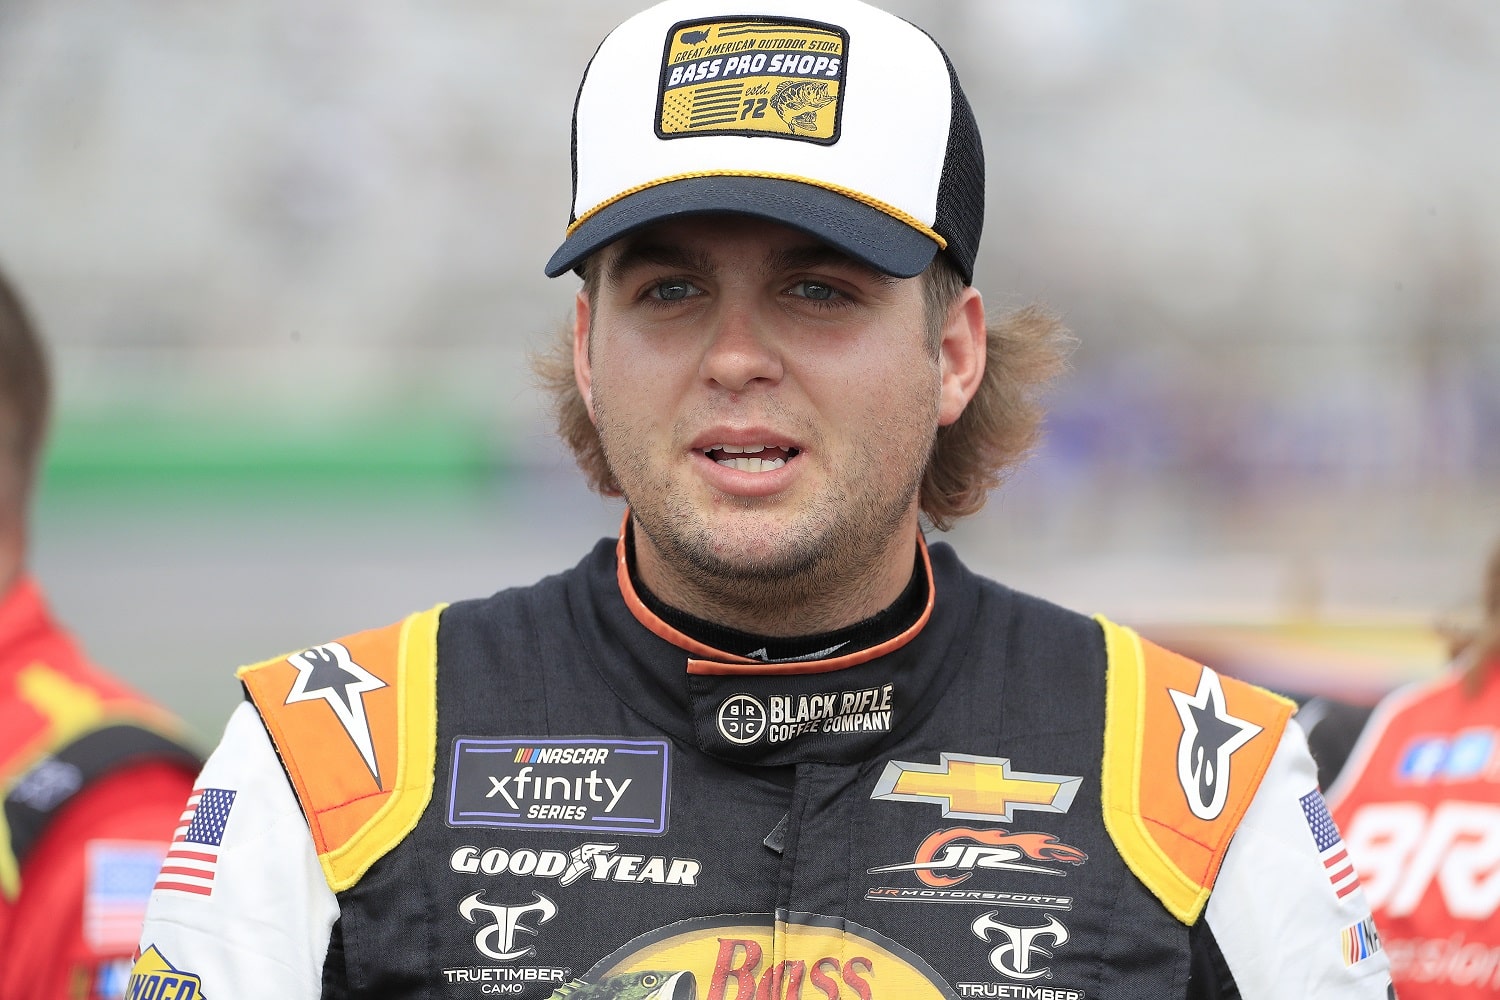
0, 269, 201, 999
1326, 539, 1500, 998
134, 1, 1395, 997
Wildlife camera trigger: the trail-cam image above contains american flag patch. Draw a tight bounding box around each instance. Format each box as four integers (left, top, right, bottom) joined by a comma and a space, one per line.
153, 788, 236, 897
1341, 916, 1382, 966
1299, 789, 1361, 899
85, 841, 166, 953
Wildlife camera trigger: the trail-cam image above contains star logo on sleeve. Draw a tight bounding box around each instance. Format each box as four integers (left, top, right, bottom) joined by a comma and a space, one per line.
284, 642, 388, 787
1169, 667, 1262, 821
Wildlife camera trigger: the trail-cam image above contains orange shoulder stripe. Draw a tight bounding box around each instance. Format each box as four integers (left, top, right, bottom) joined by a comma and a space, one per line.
1098, 616, 1294, 924
238, 605, 443, 892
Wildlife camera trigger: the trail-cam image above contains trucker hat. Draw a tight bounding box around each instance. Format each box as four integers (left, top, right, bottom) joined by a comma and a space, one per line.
544, 0, 985, 282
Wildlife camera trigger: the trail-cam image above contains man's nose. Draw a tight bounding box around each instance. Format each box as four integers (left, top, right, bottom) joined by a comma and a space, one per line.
698, 299, 784, 392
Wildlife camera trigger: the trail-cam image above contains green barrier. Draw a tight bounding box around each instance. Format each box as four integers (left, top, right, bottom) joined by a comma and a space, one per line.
38, 409, 508, 502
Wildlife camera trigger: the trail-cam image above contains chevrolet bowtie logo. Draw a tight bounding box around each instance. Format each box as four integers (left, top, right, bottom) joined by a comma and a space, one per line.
871, 753, 1082, 822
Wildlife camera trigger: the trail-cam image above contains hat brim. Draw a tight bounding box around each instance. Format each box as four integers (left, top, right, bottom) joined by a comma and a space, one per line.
544, 175, 940, 279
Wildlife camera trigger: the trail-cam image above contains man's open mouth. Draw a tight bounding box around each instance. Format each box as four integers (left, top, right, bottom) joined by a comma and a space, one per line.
702, 444, 799, 473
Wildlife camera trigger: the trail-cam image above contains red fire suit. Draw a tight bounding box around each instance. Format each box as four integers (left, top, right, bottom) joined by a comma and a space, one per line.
1329, 657, 1500, 997
0, 577, 200, 1000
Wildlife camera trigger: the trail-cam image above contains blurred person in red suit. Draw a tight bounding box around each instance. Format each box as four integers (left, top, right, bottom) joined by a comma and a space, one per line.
0, 268, 200, 999
1329, 539, 1500, 998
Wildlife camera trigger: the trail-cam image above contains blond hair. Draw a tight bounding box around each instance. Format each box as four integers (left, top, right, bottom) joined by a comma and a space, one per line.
531, 255, 1073, 531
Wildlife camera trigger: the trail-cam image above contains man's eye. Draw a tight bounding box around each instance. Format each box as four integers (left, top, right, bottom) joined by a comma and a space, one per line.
650, 280, 698, 301
790, 281, 839, 302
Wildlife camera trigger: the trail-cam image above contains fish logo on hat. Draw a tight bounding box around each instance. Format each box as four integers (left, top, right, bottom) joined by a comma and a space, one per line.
657, 17, 847, 144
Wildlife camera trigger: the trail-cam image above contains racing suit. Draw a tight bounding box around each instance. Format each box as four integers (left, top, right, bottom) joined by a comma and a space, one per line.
0, 576, 200, 1000
1328, 657, 1500, 997
134, 532, 1393, 998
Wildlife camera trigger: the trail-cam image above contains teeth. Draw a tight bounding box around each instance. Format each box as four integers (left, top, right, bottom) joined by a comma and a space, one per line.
718, 456, 786, 472
704, 444, 787, 455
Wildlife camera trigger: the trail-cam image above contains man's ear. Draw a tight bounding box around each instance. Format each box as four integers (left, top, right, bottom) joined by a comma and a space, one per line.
937, 286, 986, 427
573, 288, 596, 423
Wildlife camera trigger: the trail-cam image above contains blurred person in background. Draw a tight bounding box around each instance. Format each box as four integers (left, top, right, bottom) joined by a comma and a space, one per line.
1294, 693, 1377, 793
133, 1, 1393, 997
1328, 538, 1500, 997
0, 267, 200, 999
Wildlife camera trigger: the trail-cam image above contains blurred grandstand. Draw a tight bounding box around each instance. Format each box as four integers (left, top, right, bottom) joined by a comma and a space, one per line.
0, 0, 1494, 738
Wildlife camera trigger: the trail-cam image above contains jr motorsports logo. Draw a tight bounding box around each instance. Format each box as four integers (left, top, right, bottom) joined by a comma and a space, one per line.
716, 684, 893, 746
866, 827, 1085, 907
448, 738, 670, 834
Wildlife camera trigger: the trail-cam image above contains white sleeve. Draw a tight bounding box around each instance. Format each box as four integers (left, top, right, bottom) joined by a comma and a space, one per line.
1203, 719, 1393, 998
133, 701, 340, 997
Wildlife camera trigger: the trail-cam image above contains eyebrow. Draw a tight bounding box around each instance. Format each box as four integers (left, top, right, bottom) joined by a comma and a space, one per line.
601, 234, 898, 288
766, 245, 898, 286
601, 241, 714, 289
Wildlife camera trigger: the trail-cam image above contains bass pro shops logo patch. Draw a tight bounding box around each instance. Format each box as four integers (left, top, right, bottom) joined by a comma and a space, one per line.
554, 911, 961, 999
656, 16, 847, 143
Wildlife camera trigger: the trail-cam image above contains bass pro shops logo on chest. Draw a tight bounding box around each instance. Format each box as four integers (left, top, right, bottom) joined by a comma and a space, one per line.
448, 737, 671, 835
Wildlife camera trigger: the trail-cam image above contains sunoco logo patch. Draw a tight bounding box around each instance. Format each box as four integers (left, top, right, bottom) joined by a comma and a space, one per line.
127, 945, 205, 999
656, 16, 847, 143
448, 737, 670, 835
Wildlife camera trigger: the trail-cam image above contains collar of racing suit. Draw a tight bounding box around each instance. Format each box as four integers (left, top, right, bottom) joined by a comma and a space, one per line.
576, 513, 983, 768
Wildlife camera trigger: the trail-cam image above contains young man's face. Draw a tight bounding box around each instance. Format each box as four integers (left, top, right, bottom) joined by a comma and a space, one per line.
574, 214, 979, 628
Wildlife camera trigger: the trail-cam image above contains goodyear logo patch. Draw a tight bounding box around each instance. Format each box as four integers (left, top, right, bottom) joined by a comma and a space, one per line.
656, 17, 847, 144
126, 946, 204, 999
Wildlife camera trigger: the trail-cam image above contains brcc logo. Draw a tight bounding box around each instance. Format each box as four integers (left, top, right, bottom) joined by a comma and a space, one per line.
716, 684, 894, 746
718, 695, 769, 746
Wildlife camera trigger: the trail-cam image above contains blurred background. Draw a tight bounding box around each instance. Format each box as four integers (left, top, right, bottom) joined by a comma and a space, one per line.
2, 0, 1495, 744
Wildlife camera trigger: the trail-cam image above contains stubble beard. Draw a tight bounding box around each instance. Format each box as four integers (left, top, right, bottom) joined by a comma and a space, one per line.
594, 400, 933, 631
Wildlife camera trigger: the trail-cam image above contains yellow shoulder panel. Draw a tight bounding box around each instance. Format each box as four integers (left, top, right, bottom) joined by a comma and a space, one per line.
238, 604, 443, 893
1097, 616, 1294, 924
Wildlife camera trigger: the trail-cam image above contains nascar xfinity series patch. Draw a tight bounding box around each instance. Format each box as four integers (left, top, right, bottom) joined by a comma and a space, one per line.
656, 16, 847, 143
